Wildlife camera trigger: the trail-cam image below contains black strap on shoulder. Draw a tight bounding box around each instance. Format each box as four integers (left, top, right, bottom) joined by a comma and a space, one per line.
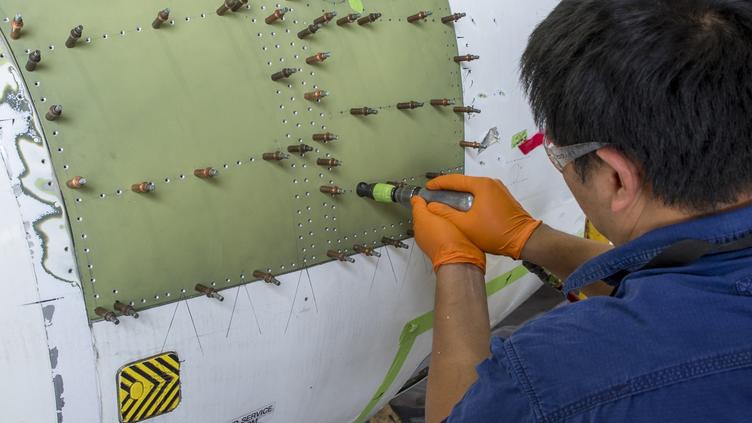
608, 231, 752, 297
642, 232, 752, 271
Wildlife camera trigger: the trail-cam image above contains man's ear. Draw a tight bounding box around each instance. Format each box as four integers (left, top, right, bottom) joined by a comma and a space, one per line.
594, 147, 642, 213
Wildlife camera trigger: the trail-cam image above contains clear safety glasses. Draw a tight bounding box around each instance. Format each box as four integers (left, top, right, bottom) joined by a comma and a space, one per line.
543, 135, 609, 172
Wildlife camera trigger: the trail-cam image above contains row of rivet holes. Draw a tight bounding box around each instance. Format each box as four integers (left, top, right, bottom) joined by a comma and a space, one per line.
13, 3, 427, 303
87, 220, 412, 305
2, 2, 362, 52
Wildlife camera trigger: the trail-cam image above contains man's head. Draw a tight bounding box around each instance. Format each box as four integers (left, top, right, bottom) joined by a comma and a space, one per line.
521, 0, 752, 244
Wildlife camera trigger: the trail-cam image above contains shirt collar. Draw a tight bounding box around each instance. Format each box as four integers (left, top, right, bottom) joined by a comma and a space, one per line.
564, 204, 752, 293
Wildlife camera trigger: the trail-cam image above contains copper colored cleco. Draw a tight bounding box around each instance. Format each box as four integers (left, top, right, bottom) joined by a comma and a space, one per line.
320, 185, 344, 196
306, 52, 331, 65
336, 13, 361, 26
194, 167, 219, 178
430, 98, 455, 106
152, 8, 170, 29
66, 176, 87, 189
253, 270, 281, 286
313, 132, 338, 142
407, 11, 433, 23
10, 14, 23, 40
265, 8, 289, 24
441, 13, 466, 23
327, 250, 355, 263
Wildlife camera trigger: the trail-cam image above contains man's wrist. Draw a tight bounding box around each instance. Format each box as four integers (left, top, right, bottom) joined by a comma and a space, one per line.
436, 262, 486, 276
519, 222, 553, 263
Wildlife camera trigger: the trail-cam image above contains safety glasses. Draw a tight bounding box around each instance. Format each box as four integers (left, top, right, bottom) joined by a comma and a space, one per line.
543, 134, 608, 172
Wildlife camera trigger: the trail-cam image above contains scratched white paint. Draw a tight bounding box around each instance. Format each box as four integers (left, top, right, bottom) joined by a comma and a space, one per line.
0, 1, 573, 422
0, 41, 99, 423
0, 134, 58, 423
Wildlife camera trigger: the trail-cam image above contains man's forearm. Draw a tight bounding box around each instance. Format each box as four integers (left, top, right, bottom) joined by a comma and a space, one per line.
426, 264, 490, 423
521, 224, 612, 282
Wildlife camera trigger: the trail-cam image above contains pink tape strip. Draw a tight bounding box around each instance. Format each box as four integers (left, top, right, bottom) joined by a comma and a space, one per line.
519, 132, 544, 155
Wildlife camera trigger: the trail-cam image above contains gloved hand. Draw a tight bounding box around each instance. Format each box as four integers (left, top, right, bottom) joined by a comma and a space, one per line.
425, 175, 542, 259
411, 196, 486, 273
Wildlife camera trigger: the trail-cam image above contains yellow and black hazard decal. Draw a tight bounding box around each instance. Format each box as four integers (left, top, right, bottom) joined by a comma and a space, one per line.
118, 352, 181, 423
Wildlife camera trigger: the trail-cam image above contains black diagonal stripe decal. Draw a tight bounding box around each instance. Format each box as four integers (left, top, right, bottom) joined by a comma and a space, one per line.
154, 376, 180, 415
136, 378, 170, 421
127, 366, 162, 421
120, 370, 137, 384
118, 353, 181, 422
155, 356, 179, 375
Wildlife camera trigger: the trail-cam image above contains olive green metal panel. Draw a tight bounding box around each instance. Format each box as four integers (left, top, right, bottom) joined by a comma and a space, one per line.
0, 0, 463, 320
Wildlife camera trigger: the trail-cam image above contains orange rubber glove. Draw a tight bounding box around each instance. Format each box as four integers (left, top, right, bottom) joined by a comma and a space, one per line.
425, 175, 542, 259
411, 196, 486, 273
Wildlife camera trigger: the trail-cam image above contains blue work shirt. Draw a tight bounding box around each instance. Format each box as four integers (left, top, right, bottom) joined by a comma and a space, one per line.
446, 205, 752, 422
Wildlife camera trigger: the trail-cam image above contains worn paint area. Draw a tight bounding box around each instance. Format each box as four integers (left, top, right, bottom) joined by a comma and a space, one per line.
1, 35, 99, 422
0, 60, 77, 284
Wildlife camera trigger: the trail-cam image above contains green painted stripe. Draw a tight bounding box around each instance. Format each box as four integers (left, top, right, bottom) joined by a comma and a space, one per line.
354, 265, 530, 422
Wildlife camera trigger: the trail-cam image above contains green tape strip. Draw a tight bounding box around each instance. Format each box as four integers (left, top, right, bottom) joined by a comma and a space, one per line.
511, 129, 529, 149
354, 264, 530, 422
349, 0, 365, 13
373, 183, 396, 203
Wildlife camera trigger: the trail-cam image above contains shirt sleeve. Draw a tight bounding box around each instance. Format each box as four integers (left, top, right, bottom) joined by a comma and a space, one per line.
444, 338, 537, 423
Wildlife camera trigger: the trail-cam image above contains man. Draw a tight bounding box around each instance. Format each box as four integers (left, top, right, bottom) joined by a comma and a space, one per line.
410, 1, 752, 422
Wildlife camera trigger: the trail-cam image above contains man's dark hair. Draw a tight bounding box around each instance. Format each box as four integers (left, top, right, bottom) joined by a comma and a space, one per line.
521, 0, 752, 211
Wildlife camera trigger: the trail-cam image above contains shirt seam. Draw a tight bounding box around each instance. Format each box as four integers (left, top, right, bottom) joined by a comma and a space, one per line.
505, 339, 548, 423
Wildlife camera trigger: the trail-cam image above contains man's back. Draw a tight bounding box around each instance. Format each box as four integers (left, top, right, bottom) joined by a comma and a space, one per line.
447, 206, 752, 422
